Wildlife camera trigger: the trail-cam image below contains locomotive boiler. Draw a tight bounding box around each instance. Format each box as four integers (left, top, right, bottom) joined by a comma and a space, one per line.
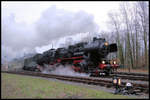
23, 37, 119, 76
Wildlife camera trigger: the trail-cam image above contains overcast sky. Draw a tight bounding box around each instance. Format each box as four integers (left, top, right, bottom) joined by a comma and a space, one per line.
2, 1, 122, 61
2, 1, 121, 31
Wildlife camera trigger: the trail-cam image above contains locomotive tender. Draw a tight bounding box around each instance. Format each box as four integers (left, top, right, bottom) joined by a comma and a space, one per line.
23, 37, 119, 76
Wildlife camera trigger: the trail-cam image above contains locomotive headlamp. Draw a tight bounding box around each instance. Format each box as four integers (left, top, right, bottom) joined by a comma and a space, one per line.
102, 61, 105, 64
114, 61, 116, 64
104, 42, 108, 46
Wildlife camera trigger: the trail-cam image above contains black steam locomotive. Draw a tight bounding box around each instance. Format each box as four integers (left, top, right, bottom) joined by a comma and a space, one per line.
23, 37, 119, 76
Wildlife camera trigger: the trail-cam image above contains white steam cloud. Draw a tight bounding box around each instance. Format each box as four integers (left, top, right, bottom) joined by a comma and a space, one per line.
42, 65, 90, 77
35, 5, 99, 46
2, 14, 37, 62
2, 5, 99, 62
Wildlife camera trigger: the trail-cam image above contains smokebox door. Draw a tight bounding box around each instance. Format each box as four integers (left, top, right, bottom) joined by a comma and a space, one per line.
109, 43, 117, 52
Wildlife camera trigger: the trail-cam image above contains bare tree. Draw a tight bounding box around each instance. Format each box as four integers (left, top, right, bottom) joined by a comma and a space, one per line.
121, 3, 134, 71
133, 3, 141, 68
137, 2, 149, 68
105, 1, 149, 71
108, 12, 124, 66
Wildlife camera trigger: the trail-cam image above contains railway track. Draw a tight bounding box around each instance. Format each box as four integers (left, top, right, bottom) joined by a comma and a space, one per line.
2, 71, 149, 94
91, 74, 148, 82
109, 74, 149, 81
110, 72, 149, 81
113, 72, 148, 77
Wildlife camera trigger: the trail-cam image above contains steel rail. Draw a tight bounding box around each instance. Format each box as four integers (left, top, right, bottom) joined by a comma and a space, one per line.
113, 72, 148, 77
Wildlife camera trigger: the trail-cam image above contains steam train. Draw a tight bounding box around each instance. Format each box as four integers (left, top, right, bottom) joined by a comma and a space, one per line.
23, 37, 119, 76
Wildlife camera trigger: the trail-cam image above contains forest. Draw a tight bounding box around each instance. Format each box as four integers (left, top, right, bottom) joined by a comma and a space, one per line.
101, 2, 149, 71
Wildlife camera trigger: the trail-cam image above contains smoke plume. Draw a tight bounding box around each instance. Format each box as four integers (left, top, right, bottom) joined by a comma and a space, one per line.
35, 5, 99, 46
2, 14, 37, 62
2, 5, 99, 62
